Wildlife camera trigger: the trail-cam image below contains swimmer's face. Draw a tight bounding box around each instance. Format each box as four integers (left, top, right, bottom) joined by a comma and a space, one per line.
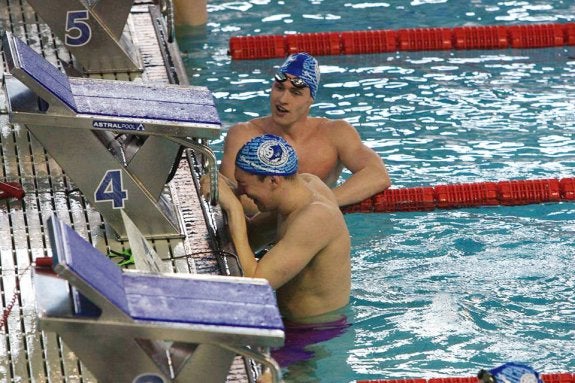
270, 75, 313, 127
234, 168, 277, 212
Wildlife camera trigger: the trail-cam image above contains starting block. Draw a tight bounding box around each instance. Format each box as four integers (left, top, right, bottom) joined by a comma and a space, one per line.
35, 214, 284, 382
24, 0, 143, 73
2, 31, 221, 239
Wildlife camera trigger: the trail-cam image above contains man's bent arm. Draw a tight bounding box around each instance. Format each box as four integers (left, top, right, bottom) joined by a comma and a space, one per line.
333, 153, 391, 206
331, 122, 391, 206
217, 180, 259, 277
219, 179, 330, 290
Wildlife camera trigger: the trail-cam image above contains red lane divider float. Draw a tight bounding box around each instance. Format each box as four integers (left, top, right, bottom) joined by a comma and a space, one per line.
341, 177, 575, 214
229, 22, 575, 59
0, 181, 25, 201
357, 372, 575, 383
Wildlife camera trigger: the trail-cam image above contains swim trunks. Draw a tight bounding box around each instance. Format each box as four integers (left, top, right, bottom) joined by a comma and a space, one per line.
271, 316, 350, 367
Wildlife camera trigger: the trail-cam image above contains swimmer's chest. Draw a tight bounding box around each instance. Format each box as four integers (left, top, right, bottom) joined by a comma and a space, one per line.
293, 140, 340, 181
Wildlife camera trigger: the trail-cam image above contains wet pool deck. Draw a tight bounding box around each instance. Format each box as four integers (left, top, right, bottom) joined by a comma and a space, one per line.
0, 0, 251, 381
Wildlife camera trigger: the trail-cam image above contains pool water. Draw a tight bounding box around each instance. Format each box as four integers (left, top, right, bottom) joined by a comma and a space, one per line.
177, 1, 575, 382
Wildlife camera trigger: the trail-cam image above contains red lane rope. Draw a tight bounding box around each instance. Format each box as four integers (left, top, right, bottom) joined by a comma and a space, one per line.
0, 259, 53, 331
357, 372, 575, 383
0, 181, 25, 200
229, 22, 575, 59
0, 265, 31, 331
341, 177, 575, 214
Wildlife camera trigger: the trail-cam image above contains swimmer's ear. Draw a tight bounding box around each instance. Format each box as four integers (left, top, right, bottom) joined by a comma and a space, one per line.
268, 175, 281, 188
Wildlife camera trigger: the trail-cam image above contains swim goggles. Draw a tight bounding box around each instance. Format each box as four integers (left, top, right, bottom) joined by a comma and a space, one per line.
274, 72, 307, 88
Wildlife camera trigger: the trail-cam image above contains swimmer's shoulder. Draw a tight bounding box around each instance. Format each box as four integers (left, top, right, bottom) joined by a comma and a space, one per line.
300, 173, 339, 205
314, 117, 352, 129
312, 118, 358, 144
300, 173, 325, 188
226, 117, 269, 142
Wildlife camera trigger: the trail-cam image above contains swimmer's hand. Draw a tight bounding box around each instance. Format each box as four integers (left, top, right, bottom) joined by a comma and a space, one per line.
200, 173, 260, 217
200, 173, 240, 210
199, 173, 211, 199
217, 176, 243, 212
257, 367, 283, 383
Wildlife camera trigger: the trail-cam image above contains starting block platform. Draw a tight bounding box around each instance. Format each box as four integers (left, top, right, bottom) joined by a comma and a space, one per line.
35, 215, 284, 382
3, 31, 220, 139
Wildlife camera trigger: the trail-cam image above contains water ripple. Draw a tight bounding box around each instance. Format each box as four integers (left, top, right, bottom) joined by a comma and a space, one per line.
180, 1, 575, 380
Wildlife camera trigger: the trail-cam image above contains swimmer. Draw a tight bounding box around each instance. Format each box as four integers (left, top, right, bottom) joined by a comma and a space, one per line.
205, 134, 351, 381
220, 52, 391, 211
210, 134, 351, 319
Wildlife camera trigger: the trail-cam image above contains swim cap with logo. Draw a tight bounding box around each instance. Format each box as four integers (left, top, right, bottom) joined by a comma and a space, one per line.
235, 134, 298, 176
278, 52, 320, 99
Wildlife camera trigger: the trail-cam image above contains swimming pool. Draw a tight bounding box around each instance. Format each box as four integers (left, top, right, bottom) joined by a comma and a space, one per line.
177, 1, 575, 382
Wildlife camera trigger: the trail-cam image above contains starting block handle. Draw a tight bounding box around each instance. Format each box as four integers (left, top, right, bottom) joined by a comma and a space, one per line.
168, 137, 218, 206
220, 344, 282, 383
159, 0, 176, 43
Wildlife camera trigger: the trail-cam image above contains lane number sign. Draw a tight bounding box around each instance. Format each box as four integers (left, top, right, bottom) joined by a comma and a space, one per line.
65, 10, 91, 47
95, 170, 128, 209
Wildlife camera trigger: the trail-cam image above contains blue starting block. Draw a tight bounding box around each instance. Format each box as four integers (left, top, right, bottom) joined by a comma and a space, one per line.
35, 214, 284, 382
3, 31, 220, 138
2, 31, 221, 239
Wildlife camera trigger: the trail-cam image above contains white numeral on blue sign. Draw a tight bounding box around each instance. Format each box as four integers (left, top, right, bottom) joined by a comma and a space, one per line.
65, 10, 91, 47
95, 170, 128, 209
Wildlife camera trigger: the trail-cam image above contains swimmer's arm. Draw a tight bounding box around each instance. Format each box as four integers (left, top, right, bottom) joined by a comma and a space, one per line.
217, 179, 260, 277
331, 121, 391, 206
200, 173, 239, 204
221, 182, 328, 289
203, 173, 275, 251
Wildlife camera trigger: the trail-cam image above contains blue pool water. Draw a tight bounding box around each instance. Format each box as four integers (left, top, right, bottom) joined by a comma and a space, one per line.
177, 1, 575, 382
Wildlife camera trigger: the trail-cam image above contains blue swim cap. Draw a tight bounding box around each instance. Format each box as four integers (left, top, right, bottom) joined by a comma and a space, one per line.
278, 52, 320, 99
479, 363, 543, 383
236, 134, 298, 176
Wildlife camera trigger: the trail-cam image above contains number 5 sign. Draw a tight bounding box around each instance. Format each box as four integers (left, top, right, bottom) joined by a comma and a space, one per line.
65, 10, 92, 47
24, 0, 142, 73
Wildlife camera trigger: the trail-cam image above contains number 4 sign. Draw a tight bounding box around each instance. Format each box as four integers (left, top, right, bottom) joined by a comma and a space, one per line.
95, 169, 128, 209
